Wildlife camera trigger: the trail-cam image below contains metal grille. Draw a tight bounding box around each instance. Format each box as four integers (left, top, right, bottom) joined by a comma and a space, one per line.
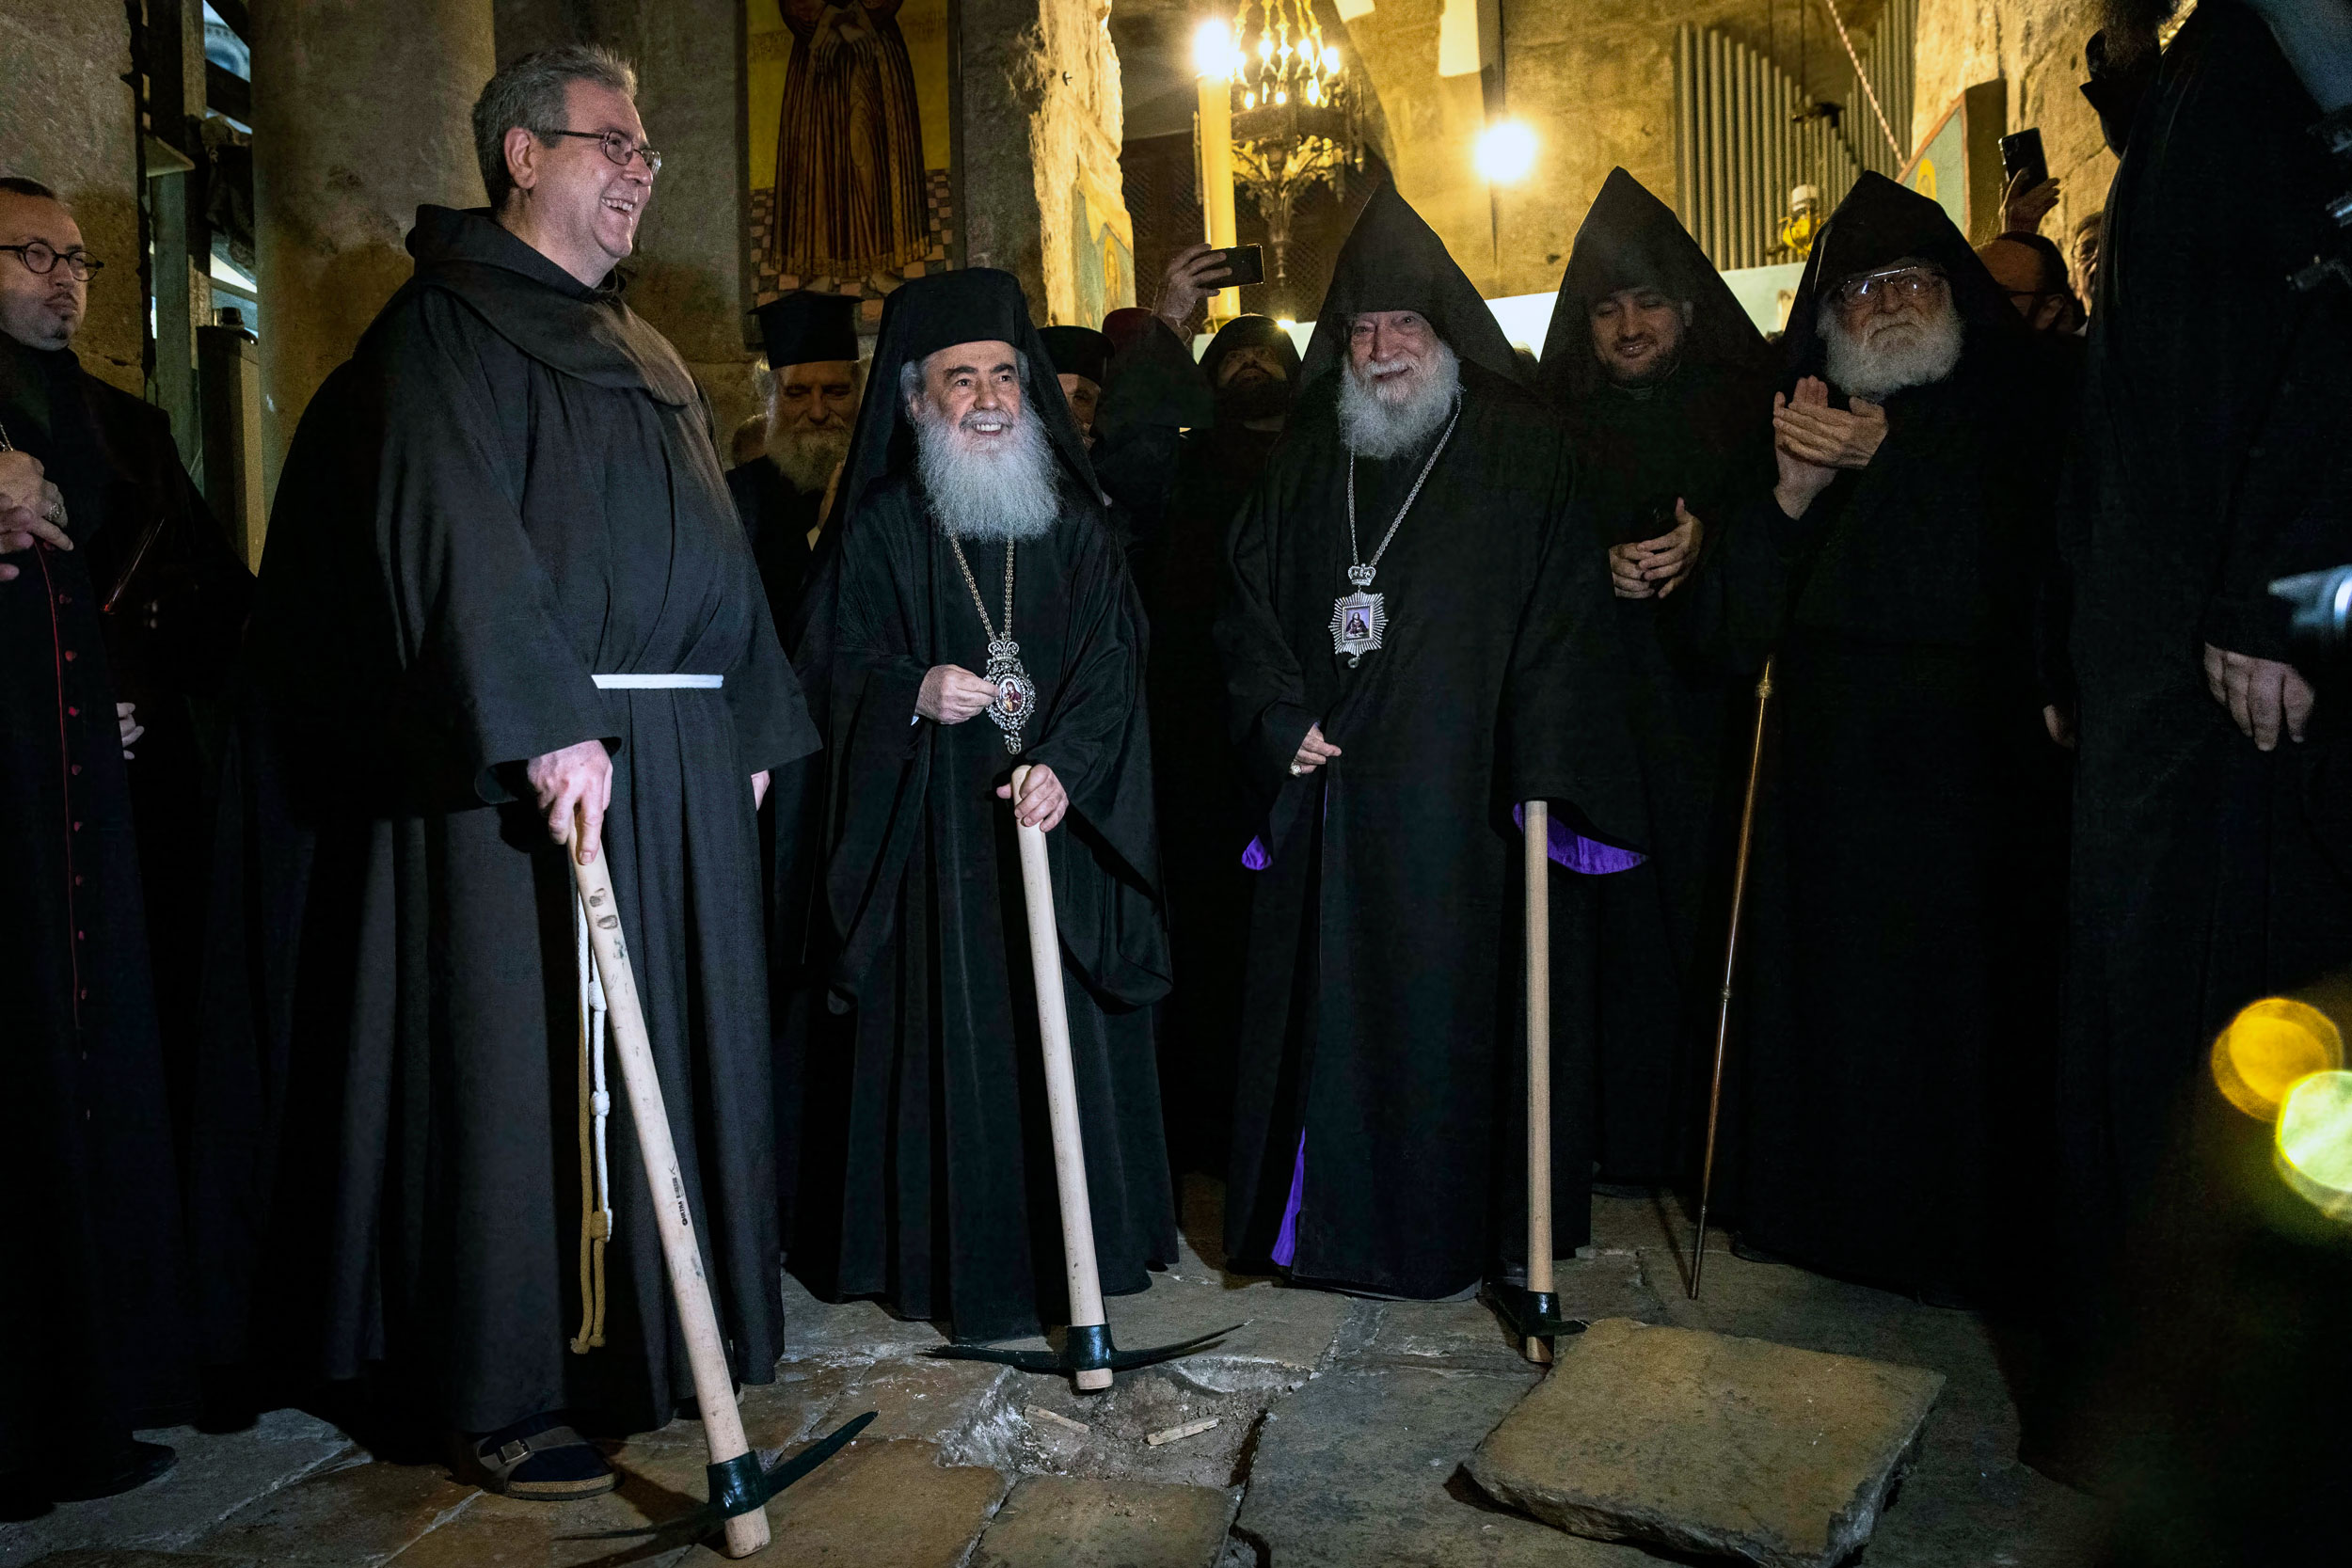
1675, 0, 1915, 271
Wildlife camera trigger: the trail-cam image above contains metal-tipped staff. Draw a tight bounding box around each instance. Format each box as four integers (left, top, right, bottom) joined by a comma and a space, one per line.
1692, 659, 1774, 1300
566, 811, 863, 1556
930, 766, 1238, 1390
1486, 800, 1588, 1361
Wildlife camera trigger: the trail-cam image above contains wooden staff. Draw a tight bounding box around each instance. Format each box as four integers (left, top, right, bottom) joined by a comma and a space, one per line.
1011, 765, 1115, 1392
1523, 800, 1555, 1365
569, 815, 771, 1558
1692, 658, 1773, 1301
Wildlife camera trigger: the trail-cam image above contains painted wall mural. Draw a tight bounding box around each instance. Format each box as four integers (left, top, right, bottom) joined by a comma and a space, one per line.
744, 0, 959, 317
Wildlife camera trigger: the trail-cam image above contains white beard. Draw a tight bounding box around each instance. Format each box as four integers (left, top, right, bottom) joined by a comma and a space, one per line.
1336, 339, 1462, 459
913, 399, 1061, 542
768, 425, 850, 494
1820, 298, 1964, 400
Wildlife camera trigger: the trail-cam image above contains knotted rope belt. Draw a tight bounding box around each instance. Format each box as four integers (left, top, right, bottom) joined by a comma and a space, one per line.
569, 671, 724, 1354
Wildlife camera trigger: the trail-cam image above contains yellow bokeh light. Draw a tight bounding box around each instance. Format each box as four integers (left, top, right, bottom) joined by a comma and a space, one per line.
2211, 997, 2343, 1120
2276, 1069, 2352, 1220
1192, 20, 1236, 80
1474, 120, 1537, 184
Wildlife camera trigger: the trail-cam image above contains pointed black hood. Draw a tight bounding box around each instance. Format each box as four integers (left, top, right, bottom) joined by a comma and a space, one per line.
399, 205, 696, 406
1537, 167, 1774, 404
827, 267, 1098, 538
1780, 172, 2026, 388
1039, 325, 1110, 386
1298, 182, 1520, 391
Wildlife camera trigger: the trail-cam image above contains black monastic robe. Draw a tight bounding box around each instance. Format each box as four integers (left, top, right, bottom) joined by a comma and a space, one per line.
1702, 175, 2073, 1303
786, 271, 1176, 1343
1538, 170, 1778, 1187
1219, 354, 1645, 1297
728, 457, 821, 622
192, 207, 815, 1435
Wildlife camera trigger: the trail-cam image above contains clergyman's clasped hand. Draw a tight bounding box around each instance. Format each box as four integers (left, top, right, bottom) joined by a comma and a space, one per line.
994, 765, 1069, 832
1772, 374, 1884, 516
919, 662, 1002, 724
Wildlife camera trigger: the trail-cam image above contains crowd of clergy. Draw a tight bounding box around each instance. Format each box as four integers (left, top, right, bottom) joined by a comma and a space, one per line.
5, 0, 2349, 1546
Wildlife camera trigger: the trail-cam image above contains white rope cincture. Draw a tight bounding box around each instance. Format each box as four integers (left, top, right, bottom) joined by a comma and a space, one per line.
570, 889, 612, 1353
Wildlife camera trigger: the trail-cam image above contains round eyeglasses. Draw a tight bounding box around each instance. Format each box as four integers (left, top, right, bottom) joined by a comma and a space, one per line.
1833, 265, 1945, 309
0, 241, 104, 281
543, 128, 661, 176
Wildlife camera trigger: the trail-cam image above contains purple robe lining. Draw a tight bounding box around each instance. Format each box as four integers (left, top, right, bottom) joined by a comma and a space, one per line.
1241, 808, 1644, 875
1270, 1132, 1306, 1267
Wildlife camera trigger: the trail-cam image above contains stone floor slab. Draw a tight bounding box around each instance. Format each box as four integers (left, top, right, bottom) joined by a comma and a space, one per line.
800, 1355, 1009, 1446
678, 1440, 1004, 1567
1232, 1367, 1655, 1567
17, 1554, 266, 1568
1468, 1317, 1945, 1568
776, 1270, 948, 1366
184, 1455, 477, 1566
971, 1476, 1232, 1568
948, 1370, 1263, 1490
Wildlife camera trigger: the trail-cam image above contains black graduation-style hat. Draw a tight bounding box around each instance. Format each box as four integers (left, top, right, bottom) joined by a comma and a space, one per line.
1039, 325, 1111, 387
1298, 182, 1522, 390
1780, 172, 2026, 387
755, 289, 861, 369
1536, 167, 1775, 405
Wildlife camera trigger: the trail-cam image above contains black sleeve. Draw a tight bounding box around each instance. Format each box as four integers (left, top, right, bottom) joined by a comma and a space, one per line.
1216, 464, 1320, 799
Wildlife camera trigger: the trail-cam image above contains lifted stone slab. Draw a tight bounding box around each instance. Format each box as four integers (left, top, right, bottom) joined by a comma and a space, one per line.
970, 1476, 1233, 1568
1467, 1318, 1946, 1568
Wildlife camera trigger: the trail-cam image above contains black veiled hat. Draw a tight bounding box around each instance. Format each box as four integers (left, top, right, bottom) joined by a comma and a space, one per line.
1781, 172, 2026, 388
755, 289, 861, 368
1536, 167, 1774, 404
1299, 182, 1522, 390
1039, 325, 1110, 386
825, 268, 1096, 541
1200, 313, 1302, 388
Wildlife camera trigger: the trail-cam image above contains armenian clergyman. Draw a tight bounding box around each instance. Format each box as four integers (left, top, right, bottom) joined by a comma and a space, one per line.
192, 45, 816, 1498
1709, 173, 2071, 1305
1535, 168, 1778, 1194
1217, 185, 1645, 1300
731, 288, 861, 623
785, 268, 1177, 1343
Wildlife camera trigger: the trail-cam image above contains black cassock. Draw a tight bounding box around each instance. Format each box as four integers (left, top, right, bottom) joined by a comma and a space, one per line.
193, 207, 815, 1434
1701, 175, 2073, 1302
786, 270, 1175, 1343
1, 338, 202, 1480
1537, 169, 1777, 1188
1218, 185, 1645, 1298
728, 458, 820, 623
2059, 1, 2352, 1271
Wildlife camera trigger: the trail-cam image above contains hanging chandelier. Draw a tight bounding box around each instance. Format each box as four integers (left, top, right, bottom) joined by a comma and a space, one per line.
1213, 1, 1365, 298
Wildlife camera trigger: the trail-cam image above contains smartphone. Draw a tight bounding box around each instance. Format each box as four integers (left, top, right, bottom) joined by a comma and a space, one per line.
1210, 245, 1266, 289
1999, 128, 2048, 192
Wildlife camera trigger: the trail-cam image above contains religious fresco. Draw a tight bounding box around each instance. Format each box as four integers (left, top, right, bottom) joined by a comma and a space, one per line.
743, 0, 960, 325
1068, 170, 1135, 328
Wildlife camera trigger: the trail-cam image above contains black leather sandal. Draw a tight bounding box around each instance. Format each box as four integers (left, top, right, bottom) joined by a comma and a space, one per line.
465, 1418, 615, 1501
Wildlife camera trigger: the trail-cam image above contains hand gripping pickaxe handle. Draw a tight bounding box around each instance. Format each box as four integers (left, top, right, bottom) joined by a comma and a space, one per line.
929, 768, 1240, 1389
567, 810, 771, 1558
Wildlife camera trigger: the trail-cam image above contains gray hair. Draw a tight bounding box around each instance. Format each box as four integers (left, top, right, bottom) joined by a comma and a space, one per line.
471, 44, 638, 212
898, 347, 1029, 411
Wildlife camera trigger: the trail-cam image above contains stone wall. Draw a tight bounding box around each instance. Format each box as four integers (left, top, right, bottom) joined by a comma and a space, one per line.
963, 0, 1136, 325
1913, 0, 2115, 260
1337, 0, 1907, 300
0, 0, 142, 393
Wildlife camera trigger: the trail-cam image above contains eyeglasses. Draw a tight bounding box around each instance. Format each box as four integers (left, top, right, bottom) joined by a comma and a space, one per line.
543, 128, 662, 176
0, 241, 104, 281
1833, 265, 1945, 309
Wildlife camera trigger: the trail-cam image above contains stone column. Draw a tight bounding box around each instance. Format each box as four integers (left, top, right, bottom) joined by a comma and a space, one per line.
249, 0, 496, 504
0, 0, 142, 393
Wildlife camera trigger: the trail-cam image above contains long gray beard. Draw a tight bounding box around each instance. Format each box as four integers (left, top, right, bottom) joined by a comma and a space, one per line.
1820, 302, 1964, 400
769, 426, 850, 494
1336, 340, 1462, 459
914, 404, 1061, 542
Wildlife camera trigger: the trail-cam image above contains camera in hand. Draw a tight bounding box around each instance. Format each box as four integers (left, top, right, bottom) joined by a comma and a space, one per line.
2272, 565, 2352, 669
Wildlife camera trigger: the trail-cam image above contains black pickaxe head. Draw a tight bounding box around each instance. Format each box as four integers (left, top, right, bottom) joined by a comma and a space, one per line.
927, 1322, 1245, 1386
559, 1410, 877, 1544
1482, 1281, 1587, 1350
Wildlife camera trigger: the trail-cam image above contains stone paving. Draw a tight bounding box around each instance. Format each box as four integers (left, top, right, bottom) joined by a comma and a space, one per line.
0, 1184, 2108, 1567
